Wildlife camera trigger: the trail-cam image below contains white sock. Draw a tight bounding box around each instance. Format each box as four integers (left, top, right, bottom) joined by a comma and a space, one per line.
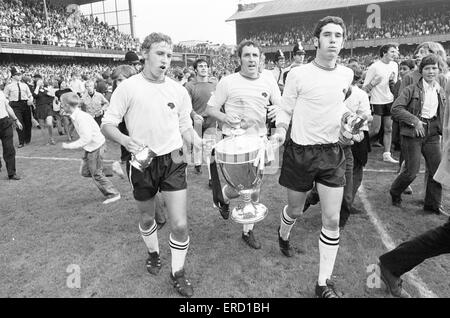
207, 157, 212, 180
243, 223, 254, 235
169, 234, 190, 275
318, 227, 340, 286
222, 185, 230, 204
139, 221, 159, 254
280, 205, 296, 240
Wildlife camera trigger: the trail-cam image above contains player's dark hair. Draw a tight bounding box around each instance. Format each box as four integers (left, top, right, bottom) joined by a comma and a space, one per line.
236, 39, 260, 59
193, 58, 209, 71
379, 43, 398, 58
313, 16, 347, 40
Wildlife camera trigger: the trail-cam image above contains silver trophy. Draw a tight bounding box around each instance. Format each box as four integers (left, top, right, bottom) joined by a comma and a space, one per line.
214, 135, 268, 224
130, 145, 156, 172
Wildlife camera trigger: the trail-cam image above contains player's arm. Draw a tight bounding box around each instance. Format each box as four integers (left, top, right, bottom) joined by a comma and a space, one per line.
101, 86, 141, 153
362, 67, 381, 94
178, 90, 202, 151
205, 79, 240, 126
272, 70, 297, 144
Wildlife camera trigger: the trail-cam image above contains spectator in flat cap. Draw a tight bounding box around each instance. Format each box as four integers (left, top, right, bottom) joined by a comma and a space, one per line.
125, 51, 142, 73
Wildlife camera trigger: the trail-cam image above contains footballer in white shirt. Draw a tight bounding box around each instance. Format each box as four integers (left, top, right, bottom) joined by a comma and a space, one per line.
272, 16, 357, 298
206, 39, 281, 250
102, 32, 202, 298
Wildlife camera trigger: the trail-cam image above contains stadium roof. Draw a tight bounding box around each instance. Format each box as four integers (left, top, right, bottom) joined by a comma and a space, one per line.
227, 0, 406, 21
46, 0, 100, 6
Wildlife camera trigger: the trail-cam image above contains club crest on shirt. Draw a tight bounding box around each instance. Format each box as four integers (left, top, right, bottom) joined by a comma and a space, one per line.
261, 92, 268, 98
167, 102, 175, 109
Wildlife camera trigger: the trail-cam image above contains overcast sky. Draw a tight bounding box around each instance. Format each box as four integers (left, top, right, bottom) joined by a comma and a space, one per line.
133, 0, 267, 45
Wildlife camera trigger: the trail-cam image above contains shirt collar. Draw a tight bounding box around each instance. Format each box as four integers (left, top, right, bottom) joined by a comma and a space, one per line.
422, 78, 440, 92
70, 107, 81, 120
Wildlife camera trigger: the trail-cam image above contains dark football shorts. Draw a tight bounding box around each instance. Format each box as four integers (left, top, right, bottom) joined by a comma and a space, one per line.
372, 102, 393, 116
126, 152, 187, 201
279, 140, 346, 192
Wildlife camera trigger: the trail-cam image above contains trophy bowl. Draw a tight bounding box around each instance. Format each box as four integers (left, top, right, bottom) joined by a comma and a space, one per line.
214, 135, 268, 224
130, 145, 155, 172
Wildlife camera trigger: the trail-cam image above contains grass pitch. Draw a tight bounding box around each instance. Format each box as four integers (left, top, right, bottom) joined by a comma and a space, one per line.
1, 128, 449, 298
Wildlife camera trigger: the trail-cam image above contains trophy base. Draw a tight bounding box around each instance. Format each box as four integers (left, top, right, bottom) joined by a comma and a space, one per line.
231, 203, 268, 224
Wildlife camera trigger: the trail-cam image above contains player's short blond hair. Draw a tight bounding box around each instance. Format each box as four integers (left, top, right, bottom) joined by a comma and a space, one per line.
61, 92, 80, 108
141, 32, 172, 52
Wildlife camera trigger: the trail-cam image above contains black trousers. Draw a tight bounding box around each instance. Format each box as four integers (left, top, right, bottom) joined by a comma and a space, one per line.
0, 117, 16, 177
379, 218, 450, 277
11, 101, 32, 145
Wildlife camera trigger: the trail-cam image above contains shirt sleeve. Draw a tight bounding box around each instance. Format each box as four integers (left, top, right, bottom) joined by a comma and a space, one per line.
178, 87, 193, 134
207, 77, 228, 109
101, 83, 129, 127
3, 85, 11, 100
24, 85, 33, 101
268, 76, 283, 108
276, 69, 298, 128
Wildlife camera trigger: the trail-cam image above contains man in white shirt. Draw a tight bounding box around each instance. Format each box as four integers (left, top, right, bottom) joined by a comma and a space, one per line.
206, 39, 281, 250
101, 32, 202, 298
60, 92, 120, 204
363, 44, 399, 163
271, 16, 356, 298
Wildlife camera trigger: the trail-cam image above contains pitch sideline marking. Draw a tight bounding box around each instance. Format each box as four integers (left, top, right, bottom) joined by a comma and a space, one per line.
16, 155, 115, 163
358, 185, 438, 298
14, 156, 426, 174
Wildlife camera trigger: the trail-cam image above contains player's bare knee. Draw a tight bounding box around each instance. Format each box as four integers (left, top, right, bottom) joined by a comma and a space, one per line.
171, 223, 188, 241
288, 205, 303, 218
140, 217, 155, 230
322, 217, 339, 231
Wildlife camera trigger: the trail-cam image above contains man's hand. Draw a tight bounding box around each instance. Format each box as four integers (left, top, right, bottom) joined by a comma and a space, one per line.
14, 120, 23, 130
415, 121, 426, 138
389, 72, 396, 81
223, 114, 241, 127
371, 74, 383, 87
269, 127, 287, 147
192, 113, 204, 123
266, 105, 280, 122
122, 136, 142, 154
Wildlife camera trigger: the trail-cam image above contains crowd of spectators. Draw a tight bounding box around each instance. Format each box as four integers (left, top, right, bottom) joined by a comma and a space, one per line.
0, 0, 140, 51
243, 4, 450, 47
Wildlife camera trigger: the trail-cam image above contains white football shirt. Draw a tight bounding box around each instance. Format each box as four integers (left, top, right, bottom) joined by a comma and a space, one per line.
278, 62, 353, 145
102, 74, 193, 156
